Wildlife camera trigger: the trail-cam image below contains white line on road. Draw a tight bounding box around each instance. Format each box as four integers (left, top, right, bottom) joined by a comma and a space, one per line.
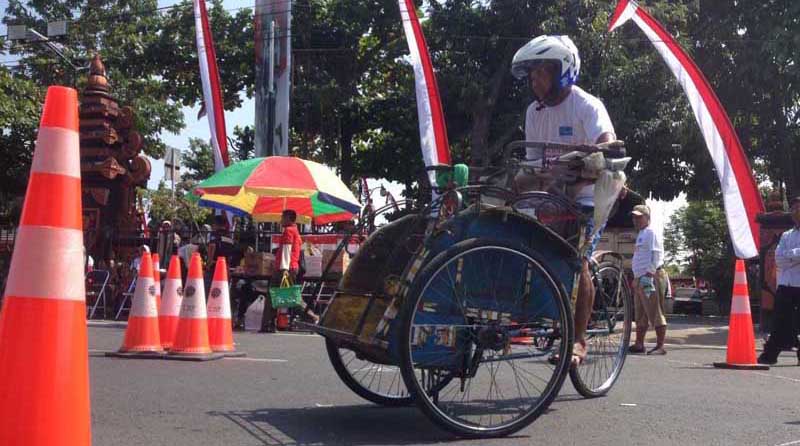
773, 440, 800, 446
630, 355, 800, 385
225, 357, 288, 363
753, 371, 800, 384
89, 349, 288, 363
663, 343, 727, 350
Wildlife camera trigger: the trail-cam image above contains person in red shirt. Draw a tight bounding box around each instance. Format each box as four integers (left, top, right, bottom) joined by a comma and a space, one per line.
263, 210, 319, 332
277, 210, 302, 276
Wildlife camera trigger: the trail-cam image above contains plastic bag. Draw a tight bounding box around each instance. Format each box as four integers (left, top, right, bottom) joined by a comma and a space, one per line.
244, 296, 266, 331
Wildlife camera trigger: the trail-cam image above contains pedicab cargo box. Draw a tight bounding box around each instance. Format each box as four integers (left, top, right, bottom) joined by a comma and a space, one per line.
244, 252, 275, 276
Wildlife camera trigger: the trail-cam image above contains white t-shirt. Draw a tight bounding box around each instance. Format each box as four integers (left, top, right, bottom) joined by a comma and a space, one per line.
524, 86, 615, 206
632, 226, 664, 278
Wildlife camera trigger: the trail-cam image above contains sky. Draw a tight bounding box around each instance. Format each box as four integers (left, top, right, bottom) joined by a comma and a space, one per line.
0, 0, 686, 234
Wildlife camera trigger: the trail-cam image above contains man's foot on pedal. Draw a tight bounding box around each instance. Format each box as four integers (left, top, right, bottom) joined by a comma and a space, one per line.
571, 341, 587, 368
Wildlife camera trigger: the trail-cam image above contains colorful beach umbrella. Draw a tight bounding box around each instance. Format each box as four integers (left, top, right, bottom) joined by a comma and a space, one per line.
194, 157, 361, 224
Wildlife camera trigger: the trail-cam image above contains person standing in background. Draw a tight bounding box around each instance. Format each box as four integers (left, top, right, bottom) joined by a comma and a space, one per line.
628, 205, 668, 355
759, 197, 800, 365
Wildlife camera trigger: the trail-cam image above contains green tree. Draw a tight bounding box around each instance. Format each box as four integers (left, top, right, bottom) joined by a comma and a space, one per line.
2, 0, 253, 171
180, 137, 214, 182
664, 201, 734, 304
140, 181, 210, 226
231, 125, 255, 162
0, 69, 43, 197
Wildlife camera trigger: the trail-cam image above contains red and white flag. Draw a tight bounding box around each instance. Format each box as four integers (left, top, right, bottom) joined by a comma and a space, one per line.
609, 0, 764, 259
398, 0, 451, 185
194, 0, 230, 172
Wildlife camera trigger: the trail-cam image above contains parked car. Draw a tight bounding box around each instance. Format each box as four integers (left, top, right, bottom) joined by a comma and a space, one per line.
670, 287, 708, 315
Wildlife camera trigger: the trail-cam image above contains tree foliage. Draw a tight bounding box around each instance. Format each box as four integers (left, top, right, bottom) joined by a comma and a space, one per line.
2, 0, 799, 208
180, 137, 215, 182
140, 180, 210, 226
2, 0, 252, 160
0, 69, 43, 196
664, 201, 734, 299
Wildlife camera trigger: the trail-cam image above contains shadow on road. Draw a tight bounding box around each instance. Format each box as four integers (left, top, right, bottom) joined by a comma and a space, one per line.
209, 405, 457, 445
209, 405, 532, 445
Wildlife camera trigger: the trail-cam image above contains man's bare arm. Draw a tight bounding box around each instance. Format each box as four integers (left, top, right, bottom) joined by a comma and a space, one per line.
595, 132, 615, 144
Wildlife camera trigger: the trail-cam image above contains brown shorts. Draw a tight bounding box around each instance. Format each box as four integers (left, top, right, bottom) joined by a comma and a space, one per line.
634, 272, 668, 329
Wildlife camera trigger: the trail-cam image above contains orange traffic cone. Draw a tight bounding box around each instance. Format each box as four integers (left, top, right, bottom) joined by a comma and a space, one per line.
0, 86, 91, 444
152, 253, 162, 310
111, 251, 164, 357
168, 253, 222, 361
713, 259, 768, 370
208, 257, 245, 356
159, 255, 184, 349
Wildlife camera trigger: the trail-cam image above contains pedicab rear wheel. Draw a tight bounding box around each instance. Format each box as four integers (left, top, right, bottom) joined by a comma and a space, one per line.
398, 238, 573, 438
325, 338, 413, 406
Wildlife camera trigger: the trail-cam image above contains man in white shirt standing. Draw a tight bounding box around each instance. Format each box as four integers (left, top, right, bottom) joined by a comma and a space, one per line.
629, 205, 667, 355
511, 35, 616, 366
759, 197, 800, 365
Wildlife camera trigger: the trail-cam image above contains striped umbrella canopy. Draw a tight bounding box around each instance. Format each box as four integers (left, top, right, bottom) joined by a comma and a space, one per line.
194, 157, 361, 225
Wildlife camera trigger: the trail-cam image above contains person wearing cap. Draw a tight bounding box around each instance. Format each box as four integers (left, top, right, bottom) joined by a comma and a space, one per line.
629, 204, 668, 355
759, 197, 800, 365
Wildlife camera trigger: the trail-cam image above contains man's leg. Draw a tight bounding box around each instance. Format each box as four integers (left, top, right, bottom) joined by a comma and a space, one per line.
791, 287, 800, 364
760, 286, 792, 363
632, 281, 648, 351
235, 281, 254, 328
652, 271, 669, 352
572, 259, 594, 362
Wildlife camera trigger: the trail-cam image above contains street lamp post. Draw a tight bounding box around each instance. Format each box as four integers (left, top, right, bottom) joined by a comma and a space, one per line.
7, 21, 89, 84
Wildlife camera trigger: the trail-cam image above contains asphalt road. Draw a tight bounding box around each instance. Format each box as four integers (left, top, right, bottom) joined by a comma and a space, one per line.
88, 323, 800, 446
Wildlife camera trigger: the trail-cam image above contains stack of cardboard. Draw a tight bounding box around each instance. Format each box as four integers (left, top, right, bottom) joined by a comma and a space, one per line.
322, 249, 350, 275
244, 252, 275, 277
303, 242, 323, 278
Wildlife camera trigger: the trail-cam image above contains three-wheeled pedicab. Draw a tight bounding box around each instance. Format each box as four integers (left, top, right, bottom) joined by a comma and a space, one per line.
307, 141, 634, 438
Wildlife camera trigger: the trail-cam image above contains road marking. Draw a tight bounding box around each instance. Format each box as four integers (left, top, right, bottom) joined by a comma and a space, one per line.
268, 332, 318, 338
774, 440, 800, 446
224, 357, 288, 363
663, 343, 727, 350
630, 355, 800, 385
89, 349, 287, 363
753, 372, 800, 384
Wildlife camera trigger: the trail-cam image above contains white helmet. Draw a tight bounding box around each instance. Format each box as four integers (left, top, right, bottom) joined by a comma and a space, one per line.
511, 35, 581, 89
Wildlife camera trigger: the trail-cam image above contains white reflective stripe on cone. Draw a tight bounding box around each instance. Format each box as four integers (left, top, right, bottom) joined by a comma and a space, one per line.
179, 278, 208, 318
130, 276, 158, 317
207, 281, 231, 319
730, 295, 752, 315
32, 127, 81, 178
5, 226, 85, 301
160, 278, 183, 317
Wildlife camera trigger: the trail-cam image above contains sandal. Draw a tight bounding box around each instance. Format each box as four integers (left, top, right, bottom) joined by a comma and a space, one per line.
571, 342, 587, 368
647, 347, 667, 355
628, 345, 646, 354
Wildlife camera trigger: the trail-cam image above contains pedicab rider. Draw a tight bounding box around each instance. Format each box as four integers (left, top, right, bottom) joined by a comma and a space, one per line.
510, 34, 617, 366
262, 210, 319, 332
758, 197, 800, 365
